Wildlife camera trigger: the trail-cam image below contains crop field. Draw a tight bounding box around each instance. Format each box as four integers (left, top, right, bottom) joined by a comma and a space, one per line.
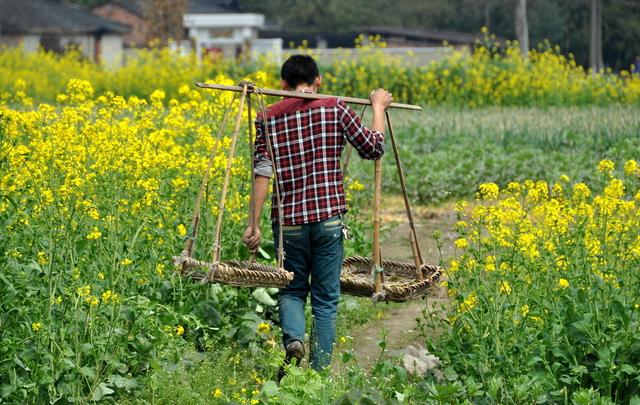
1, 41, 640, 404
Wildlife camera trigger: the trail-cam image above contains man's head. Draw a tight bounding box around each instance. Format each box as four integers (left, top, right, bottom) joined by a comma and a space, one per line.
281, 54, 321, 91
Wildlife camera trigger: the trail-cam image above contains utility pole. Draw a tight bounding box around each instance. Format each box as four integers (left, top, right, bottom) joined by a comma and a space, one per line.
589, 0, 603, 72
514, 0, 529, 56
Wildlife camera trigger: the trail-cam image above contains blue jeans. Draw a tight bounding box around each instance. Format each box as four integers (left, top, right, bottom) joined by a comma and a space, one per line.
273, 215, 344, 370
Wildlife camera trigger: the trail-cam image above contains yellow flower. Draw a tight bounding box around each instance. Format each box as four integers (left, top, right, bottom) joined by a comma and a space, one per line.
120, 258, 133, 266
212, 388, 223, 398
101, 290, 113, 302
77, 285, 91, 297
338, 336, 347, 344
86, 227, 102, 240
177, 224, 187, 237
499, 280, 512, 295
598, 159, 614, 174
484, 255, 496, 272
257, 322, 271, 333
477, 182, 499, 200
156, 263, 165, 276
558, 278, 569, 289
176, 325, 185, 336
97, 272, 105, 280
85, 295, 99, 306
454, 238, 469, 249
31, 322, 42, 332
572, 183, 591, 200
624, 159, 638, 175
37, 251, 48, 266
348, 179, 365, 191
520, 305, 530, 317
559, 174, 570, 182
459, 292, 477, 312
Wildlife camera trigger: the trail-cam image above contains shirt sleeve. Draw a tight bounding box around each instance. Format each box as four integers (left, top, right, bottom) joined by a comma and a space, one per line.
338, 99, 384, 160
253, 116, 273, 178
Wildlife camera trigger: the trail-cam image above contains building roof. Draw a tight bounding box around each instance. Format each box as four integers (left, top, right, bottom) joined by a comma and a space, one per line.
188, 0, 240, 14
260, 26, 503, 49
95, 0, 144, 17
363, 26, 488, 45
0, 0, 131, 35
93, 0, 240, 17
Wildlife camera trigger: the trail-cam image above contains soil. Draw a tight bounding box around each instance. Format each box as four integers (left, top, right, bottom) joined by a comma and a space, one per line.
338, 197, 457, 369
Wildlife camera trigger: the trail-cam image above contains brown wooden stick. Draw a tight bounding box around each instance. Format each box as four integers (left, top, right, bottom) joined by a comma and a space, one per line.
372, 158, 383, 294
212, 85, 249, 262
195, 82, 422, 111
247, 94, 258, 265
385, 111, 424, 278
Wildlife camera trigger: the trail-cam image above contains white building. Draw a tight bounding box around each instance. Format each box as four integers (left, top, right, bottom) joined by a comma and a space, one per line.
183, 1, 281, 61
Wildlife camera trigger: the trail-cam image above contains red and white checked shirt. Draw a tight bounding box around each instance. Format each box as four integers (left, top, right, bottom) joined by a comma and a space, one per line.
254, 97, 384, 225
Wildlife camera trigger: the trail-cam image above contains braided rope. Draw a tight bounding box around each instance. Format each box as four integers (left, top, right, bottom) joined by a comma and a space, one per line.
175, 254, 441, 301
175, 256, 294, 288
341, 256, 442, 302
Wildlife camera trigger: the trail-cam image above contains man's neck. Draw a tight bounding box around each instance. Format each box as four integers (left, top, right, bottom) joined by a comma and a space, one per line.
294, 84, 316, 93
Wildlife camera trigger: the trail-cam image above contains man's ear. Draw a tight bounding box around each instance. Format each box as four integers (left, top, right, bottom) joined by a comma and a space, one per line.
281, 80, 289, 90
315, 76, 322, 89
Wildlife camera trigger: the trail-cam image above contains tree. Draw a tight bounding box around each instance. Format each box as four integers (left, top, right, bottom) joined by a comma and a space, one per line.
514, 0, 529, 55
590, 0, 603, 71
141, 0, 188, 46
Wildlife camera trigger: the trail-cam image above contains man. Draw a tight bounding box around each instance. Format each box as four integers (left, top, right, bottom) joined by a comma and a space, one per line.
242, 54, 392, 376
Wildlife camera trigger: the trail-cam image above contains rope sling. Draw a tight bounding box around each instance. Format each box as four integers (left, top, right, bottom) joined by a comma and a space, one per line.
172, 81, 442, 302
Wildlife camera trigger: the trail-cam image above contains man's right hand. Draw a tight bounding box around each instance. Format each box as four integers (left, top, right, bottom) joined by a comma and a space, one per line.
242, 226, 262, 251
370, 89, 393, 111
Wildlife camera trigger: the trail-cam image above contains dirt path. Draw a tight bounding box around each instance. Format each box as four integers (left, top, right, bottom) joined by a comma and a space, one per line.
340, 197, 457, 369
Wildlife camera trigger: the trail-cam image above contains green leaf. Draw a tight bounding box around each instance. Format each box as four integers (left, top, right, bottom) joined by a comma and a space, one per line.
262, 380, 279, 397
620, 364, 637, 374
13, 356, 30, 371
444, 366, 458, 381
80, 366, 96, 381
108, 374, 138, 391
258, 246, 271, 259
91, 382, 114, 401
252, 288, 277, 307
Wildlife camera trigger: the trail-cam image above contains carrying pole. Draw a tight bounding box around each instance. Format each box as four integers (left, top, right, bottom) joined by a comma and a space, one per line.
196, 83, 422, 111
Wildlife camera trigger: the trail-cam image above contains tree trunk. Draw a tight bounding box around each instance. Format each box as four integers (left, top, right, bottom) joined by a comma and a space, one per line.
484, 0, 491, 31
514, 0, 529, 56
590, 0, 603, 72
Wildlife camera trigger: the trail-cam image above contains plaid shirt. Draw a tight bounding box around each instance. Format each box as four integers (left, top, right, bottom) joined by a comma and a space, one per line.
254, 97, 384, 225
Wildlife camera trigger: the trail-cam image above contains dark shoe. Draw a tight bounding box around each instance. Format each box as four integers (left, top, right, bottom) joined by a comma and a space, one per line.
277, 340, 305, 383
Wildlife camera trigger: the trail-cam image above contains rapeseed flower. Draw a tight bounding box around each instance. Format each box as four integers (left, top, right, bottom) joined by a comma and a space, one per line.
598, 159, 615, 174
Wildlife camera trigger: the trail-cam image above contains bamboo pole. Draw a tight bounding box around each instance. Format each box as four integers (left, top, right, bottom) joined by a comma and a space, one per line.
195, 82, 422, 111
212, 85, 249, 263
372, 158, 383, 295
385, 111, 424, 279
247, 93, 258, 265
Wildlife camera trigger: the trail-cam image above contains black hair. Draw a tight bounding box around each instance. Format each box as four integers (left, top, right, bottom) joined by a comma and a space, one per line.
280, 54, 320, 88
